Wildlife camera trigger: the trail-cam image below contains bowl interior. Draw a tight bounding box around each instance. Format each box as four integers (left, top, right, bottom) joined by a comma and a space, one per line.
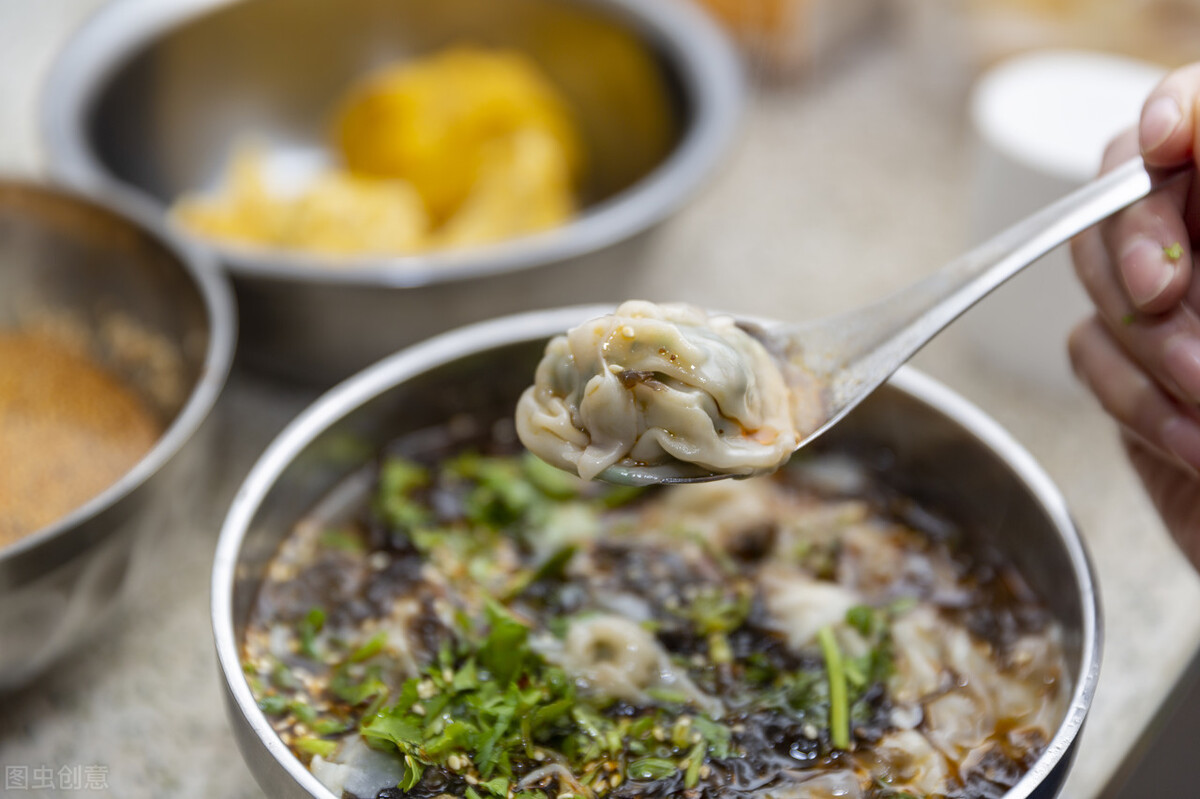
219, 320, 1095, 798
0, 182, 218, 555
0, 183, 210, 419
86, 0, 688, 215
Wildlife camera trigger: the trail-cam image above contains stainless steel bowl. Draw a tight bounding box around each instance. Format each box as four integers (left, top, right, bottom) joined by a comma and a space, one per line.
42, 0, 743, 384
0, 180, 235, 690
213, 306, 1100, 799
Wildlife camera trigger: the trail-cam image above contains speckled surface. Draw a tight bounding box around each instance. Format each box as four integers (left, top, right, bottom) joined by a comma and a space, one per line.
3, 3, 1199, 798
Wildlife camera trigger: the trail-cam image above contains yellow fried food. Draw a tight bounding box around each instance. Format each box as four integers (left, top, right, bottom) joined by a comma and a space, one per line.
436, 127, 575, 249
172, 46, 585, 258
285, 173, 428, 255
333, 46, 583, 223
173, 147, 429, 257
173, 146, 291, 246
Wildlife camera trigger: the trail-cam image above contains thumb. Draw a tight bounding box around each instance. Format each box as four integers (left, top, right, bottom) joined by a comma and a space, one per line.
1140, 63, 1200, 168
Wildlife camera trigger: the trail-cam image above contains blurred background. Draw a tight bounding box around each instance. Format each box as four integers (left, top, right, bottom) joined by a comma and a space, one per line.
3, 0, 1200, 797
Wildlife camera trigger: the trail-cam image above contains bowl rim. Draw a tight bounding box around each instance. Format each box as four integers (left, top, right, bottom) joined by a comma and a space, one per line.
212, 305, 1101, 799
0, 178, 237, 566
40, 0, 744, 288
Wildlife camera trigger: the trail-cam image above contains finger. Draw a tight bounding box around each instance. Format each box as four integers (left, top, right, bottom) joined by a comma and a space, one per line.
1072, 227, 1200, 403
1100, 127, 1141, 172
1098, 130, 1193, 312
1139, 63, 1200, 168
1069, 316, 1200, 472
1121, 431, 1200, 573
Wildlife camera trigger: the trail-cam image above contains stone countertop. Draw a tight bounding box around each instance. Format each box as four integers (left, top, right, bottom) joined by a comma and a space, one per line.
3, 3, 1199, 798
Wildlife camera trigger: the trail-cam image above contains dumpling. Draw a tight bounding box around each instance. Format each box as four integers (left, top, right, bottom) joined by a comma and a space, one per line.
516, 301, 811, 481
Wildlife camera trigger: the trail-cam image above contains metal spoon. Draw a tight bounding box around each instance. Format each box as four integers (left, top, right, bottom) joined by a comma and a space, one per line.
600, 157, 1188, 485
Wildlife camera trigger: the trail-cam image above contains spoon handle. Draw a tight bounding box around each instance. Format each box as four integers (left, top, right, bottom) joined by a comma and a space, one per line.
816, 157, 1188, 403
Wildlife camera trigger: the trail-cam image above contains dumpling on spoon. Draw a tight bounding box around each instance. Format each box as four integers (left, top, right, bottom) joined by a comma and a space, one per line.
516, 301, 814, 481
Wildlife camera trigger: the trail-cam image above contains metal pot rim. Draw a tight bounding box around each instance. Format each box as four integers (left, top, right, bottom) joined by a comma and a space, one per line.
212, 305, 1101, 799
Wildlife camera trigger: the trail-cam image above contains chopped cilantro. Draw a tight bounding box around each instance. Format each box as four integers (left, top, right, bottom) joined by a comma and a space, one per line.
522, 452, 582, 499
319, 527, 366, 553
627, 757, 677, 781
399, 754, 424, 791
683, 741, 706, 788
294, 737, 337, 758
846, 604, 877, 637
257, 694, 288, 716
447, 453, 541, 527
375, 457, 430, 531
818, 626, 849, 750
478, 600, 531, 685
330, 661, 387, 707
298, 607, 325, 659
1165, 241, 1184, 261
596, 483, 646, 509
269, 660, 299, 691
350, 631, 387, 663
311, 717, 349, 736
288, 699, 318, 725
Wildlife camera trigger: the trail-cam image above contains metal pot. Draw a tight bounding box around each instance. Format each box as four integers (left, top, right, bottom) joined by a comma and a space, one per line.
42, 0, 743, 384
0, 180, 235, 690
213, 305, 1099, 799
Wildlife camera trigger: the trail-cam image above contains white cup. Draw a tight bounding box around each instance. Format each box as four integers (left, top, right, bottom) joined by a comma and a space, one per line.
961, 50, 1165, 392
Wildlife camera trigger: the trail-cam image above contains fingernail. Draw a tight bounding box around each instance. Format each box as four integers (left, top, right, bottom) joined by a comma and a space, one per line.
1163, 416, 1200, 470
1142, 96, 1183, 153
1164, 336, 1200, 402
1121, 238, 1175, 306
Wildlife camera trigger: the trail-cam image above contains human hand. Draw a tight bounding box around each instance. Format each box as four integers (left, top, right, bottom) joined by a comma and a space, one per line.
1069, 65, 1200, 572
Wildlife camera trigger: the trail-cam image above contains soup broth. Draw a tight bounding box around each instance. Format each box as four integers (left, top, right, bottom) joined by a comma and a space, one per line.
243, 418, 1068, 799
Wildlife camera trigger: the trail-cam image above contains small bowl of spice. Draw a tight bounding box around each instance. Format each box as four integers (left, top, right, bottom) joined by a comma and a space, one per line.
0, 180, 234, 689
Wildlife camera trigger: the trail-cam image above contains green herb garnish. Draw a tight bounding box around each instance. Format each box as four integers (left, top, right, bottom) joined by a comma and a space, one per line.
522, 453, 582, 499
298, 607, 325, 659
818, 625, 849, 750
375, 457, 430, 531
502, 544, 577, 600
350, 631, 387, 663
627, 757, 677, 781
320, 527, 366, 553
294, 736, 337, 758
1165, 241, 1185, 261
448, 453, 541, 527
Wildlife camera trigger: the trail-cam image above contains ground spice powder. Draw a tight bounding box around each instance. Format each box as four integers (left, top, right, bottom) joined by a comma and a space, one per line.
0, 330, 162, 547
